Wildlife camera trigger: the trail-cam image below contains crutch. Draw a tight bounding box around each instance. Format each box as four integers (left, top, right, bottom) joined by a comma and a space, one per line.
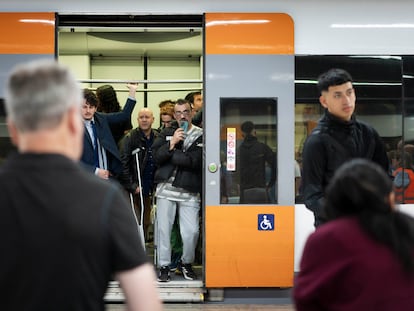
131, 147, 146, 250
129, 193, 145, 250
152, 194, 158, 266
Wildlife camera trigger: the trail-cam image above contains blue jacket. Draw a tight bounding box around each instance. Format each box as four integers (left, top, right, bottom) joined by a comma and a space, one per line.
80, 97, 136, 179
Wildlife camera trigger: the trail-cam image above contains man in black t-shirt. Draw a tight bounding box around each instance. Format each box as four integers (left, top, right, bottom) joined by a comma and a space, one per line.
0, 59, 162, 311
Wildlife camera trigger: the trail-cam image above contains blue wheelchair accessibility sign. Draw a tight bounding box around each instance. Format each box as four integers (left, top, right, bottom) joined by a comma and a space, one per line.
258, 214, 274, 231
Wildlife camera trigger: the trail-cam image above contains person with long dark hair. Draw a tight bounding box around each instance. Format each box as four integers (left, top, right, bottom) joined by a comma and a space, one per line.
294, 159, 414, 310
96, 84, 135, 143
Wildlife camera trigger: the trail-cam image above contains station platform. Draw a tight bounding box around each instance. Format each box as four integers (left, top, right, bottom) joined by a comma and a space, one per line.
105, 264, 205, 303
106, 303, 295, 310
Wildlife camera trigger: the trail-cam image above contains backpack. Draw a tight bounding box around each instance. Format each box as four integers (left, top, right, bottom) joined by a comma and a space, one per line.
313, 121, 376, 161
394, 170, 411, 189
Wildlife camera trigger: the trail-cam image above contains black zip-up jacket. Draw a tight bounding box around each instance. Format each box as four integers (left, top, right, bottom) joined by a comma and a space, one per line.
238, 134, 276, 191
302, 110, 390, 226
119, 127, 159, 194
152, 124, 203, 194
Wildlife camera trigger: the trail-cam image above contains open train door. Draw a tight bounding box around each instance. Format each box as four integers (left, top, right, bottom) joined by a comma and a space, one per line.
204, 13, 295, 297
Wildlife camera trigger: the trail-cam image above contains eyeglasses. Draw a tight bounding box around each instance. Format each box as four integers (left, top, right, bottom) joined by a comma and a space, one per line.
174, 110, 190, 117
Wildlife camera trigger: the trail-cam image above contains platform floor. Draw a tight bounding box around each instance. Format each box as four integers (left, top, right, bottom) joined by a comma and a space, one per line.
106, 303, 295, 310
106, 240, 296, 310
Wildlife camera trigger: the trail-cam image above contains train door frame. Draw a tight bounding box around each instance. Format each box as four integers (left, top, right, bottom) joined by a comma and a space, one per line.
57, 13, 206, 302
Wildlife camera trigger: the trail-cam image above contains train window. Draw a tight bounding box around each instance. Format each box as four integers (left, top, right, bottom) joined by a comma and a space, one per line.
294, 55, 414, 203
220, 97, 277, 204
400, 56, 414, 203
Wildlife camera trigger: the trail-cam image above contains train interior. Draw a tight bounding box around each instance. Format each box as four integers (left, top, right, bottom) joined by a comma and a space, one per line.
2, 12, 414, 304
58, 15, 206, 302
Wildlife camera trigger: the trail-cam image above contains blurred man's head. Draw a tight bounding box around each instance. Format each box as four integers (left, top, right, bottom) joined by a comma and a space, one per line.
5, 59, 83, 159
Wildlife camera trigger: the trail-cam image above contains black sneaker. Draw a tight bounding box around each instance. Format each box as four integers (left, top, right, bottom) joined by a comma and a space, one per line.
157, 266, 170, 282
176, 261, 197, 280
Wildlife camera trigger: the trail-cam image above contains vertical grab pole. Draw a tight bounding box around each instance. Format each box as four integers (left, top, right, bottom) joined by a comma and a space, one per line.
132, 148, 146, 250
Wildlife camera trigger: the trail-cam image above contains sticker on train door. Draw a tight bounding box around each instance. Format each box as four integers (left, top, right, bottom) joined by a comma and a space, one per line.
258, 214, 274, 231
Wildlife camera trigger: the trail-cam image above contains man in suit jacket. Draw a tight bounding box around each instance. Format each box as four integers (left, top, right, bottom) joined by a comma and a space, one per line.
80, 83, 138, 180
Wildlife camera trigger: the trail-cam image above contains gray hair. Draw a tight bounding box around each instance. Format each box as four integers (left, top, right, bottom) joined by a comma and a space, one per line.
5, 59, 82, 132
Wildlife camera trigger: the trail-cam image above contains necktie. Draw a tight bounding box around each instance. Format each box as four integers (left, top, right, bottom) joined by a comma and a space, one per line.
91, 120, 99, 168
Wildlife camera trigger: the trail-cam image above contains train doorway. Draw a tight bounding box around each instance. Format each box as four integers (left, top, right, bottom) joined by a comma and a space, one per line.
58, 14, 205, 302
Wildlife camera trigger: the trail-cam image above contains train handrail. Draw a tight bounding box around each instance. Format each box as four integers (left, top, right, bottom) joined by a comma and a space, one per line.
78, 79, 203, 84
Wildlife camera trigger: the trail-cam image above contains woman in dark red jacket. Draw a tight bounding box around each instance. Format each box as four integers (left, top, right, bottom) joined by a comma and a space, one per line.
294, 159, 414, 311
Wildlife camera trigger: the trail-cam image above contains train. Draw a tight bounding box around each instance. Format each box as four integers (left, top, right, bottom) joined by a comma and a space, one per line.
1, 0, 414, 303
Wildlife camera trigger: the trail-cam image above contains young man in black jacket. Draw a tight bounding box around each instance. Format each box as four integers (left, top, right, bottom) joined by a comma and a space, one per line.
238, 121, 276, 204
302, 68, 390, 227
152, 98, 203, 282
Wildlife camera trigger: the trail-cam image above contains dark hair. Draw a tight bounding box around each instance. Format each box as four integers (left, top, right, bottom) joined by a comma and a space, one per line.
241, 121, 254, 134
83, 89, 98, 107
317, 68, 353, 93
96, 84, 120, 113
325, 159, 414, 273
175, 98, 191, 109
184, 91, 201, 105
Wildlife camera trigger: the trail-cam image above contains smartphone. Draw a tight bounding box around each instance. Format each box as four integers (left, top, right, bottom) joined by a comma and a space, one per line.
180, 120, 189, 132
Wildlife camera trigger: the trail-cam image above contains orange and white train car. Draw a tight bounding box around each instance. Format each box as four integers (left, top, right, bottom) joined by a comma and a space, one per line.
1, 0, 414, 302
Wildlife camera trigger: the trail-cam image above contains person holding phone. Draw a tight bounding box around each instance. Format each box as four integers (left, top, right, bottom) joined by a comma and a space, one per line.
152, 98, 203, 282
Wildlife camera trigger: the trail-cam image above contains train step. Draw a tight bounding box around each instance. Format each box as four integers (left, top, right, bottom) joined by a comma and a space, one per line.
105, 279, 205, 303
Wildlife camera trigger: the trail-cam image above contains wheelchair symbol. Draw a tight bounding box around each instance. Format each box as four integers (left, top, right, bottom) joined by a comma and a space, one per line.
258, 214, 274, 231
